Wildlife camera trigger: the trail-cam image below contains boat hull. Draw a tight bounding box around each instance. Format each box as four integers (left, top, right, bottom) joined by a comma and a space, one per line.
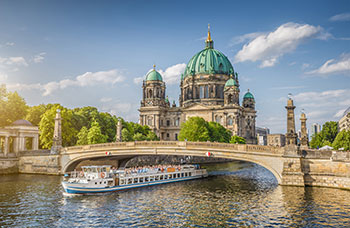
62, 174, 206, 194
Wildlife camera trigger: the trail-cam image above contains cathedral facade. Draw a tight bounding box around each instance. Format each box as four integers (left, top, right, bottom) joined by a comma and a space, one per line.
139, 28, 257, 144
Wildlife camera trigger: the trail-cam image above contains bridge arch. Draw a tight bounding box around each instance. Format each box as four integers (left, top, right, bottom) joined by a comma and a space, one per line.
60, 141, 284, 184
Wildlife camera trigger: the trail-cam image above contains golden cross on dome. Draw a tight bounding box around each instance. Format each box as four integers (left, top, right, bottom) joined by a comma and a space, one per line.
153, 64, 156, 70
207, 23, 212, 42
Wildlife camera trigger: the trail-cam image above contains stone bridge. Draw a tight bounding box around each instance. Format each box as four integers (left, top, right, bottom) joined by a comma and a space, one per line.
16, 141, 350, 190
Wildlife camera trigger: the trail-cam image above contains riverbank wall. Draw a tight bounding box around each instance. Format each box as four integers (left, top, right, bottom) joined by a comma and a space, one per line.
18, 150, 61, 175
0, 156, 18, 174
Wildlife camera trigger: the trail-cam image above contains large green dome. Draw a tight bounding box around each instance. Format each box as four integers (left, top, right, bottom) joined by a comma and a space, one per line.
183, 29, 234, 79
146, 69, 163, 81
183, 48, 234, 79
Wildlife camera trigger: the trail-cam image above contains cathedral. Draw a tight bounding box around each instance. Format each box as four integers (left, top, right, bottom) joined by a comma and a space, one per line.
139, 27, 257, 144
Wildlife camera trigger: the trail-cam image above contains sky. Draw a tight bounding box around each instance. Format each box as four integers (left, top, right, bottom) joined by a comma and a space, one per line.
0, 0, 349, 134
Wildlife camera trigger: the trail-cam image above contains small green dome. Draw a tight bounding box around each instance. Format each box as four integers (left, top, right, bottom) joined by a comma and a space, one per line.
243, 90, 254, 100
183, 48, 234, 79
224, 78, 238, 88
146, 69, 163, 81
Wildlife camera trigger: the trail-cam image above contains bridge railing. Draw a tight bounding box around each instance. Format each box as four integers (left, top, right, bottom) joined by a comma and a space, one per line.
62, 141, 283, 155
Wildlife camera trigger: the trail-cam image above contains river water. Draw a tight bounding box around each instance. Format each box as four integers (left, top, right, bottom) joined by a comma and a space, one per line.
1, 161, 350, 227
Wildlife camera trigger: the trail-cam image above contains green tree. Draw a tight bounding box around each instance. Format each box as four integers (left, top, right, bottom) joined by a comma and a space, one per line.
39, 105, 77, 149
87, 121, 108, 144
25, 104, 49, 126
76, 126, 89, 145
230, 135, 246, 144
146, 131, 159, 141
332, 130, 350, 151
0, 85, 28, 127
178, 117, 210, 142
310, 121, 339, 149
207, 121, 231, 143
133, 132, 147, 141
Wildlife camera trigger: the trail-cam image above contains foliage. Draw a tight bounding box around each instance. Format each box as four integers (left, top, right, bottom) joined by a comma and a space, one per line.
39, 104, 78, 149
207, 121, 231, 143
178, 117, 210, 142
332, 130, 350, 151
87, 121, 108, 144
25, 104, 51, 126
121, 121, 159, 141
310, 121, 339, 149
76, 126, 89, 145
0, 85, 28, 127
230, 135, 246, 144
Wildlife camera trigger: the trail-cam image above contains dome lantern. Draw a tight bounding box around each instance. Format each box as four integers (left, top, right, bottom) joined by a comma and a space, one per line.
205, 24, 214, 49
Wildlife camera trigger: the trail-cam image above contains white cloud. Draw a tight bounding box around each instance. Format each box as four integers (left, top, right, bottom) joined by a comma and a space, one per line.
306, 53, 350, 75
234, 22, 329, 68
100, 100, 139, 121
33, 52, 46, 63
133, 63, 186, 85
100, 97, 112, 103
230, 32, 263, 46
329, 13, 350, 22
133, 77, 143, 84
158, 63, 186, 85
0, 56, 28, 67
283, 89, 350, 122
8, 69, 125, 96
0, 72, 8, 82
5, 42, 14, 46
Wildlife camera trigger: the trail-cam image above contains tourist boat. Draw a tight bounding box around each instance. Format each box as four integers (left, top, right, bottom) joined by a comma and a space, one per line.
62, 165, 208, 194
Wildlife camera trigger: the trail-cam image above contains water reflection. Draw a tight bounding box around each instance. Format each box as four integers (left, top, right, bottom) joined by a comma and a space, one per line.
1, 162, 350, 227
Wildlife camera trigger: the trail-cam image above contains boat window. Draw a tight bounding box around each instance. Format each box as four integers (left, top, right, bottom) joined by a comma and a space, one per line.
128, 178, 132, 184
164, 175, 168, 180
104, 181, 106, 184
121, 179, 125, 185
100, 182, 102, 184
181, 173, 184, 177
87, 168, 92, 173
145, 177, 149, 182
160, 175, 163, 180
150, 176, 154, 181
189, 172, 192, 176
102, 167, 106, 172
177, 173, 180, 178
92, 167, 97, 173
155, 176, 159, 181
83, 168, 87, 172
139, 177, 144, 183
95, 182, 97, 185
134, 178, 138, 183
169, 174, 172, 179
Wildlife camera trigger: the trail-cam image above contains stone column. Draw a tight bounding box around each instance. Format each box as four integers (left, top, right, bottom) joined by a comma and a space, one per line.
285, 98, 297, 145
300, 112, 308, 148
32, 136, 39, 150
18, 136, 26, 152
51, 109, 62, 154
4, 136, 9, 157
13, 137, 19, 154
115, 120, 122, 142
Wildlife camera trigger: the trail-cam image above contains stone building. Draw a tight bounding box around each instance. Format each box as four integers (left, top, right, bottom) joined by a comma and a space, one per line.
256, 127, 270, 145
339, 107, 350, 132
267, 134, 286, 147
139, 27, 257, 144
0, 119, 39, 156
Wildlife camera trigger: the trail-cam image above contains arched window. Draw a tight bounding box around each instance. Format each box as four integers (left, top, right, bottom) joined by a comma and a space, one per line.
147, 118, 153, 126
215, 116, 221, 124
204, 85, 208, 98
148, 89, 152, 98
200, 86, 204, 99
227, 117, 233, 125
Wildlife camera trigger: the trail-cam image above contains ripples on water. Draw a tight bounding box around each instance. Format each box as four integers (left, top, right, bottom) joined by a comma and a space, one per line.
1, 162, 350, 227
